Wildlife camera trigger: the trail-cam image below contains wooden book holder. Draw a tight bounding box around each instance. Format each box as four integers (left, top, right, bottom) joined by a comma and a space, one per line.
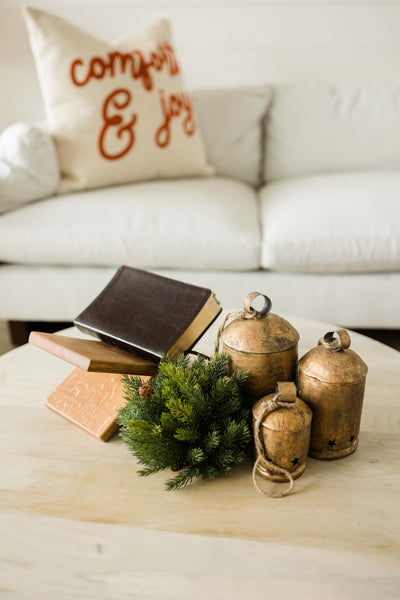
29, 331, 158, 375
29, 332, 156, 441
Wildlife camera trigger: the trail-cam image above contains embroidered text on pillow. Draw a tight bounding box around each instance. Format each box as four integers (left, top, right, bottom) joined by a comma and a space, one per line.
70, 44, 180, 91
99, 89, 137, 160
156, 90, 196, 148
70, 45, 196, 159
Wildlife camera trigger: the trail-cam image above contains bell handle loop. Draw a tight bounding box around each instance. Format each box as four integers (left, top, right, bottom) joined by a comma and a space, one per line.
275, 381, 297, 404
214, 292, 271, 355
243, 292, 272, 319
318, 329, 351, 352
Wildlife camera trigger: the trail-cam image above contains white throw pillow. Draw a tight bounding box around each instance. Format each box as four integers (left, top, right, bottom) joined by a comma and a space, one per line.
23, 7, 213, 193
0, 122, 59, 213
265, 81, 400, 181
192, 86, 271, 186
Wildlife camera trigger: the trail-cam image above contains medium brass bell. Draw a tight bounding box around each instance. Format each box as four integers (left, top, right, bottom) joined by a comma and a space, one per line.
298, 329, 368, 460
216, 292, 299, 402
252, 382, 312, 497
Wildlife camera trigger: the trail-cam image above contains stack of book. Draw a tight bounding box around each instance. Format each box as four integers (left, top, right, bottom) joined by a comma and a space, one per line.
30, 266, 221, 441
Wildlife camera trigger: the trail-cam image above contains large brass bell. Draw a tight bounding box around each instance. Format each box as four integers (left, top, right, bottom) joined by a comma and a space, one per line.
298, 329, 368, 460
217, 292, 299, 402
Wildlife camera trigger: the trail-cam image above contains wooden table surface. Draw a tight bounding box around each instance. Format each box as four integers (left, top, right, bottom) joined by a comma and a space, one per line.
0, 315, 399, 599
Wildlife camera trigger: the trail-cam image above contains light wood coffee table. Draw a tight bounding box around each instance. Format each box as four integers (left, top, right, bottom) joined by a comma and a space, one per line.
0, 315, 399, 599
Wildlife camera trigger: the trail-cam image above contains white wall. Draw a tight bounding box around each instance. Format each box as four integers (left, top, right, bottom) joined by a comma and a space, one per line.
2, 0, 400, 129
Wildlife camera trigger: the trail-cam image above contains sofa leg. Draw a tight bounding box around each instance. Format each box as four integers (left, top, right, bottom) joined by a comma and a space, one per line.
8, 321, 30, 346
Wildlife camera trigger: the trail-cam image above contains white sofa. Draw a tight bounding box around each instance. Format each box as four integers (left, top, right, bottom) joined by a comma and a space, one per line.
1, 82, 400, 330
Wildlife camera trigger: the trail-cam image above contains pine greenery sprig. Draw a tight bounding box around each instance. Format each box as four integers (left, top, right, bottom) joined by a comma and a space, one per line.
117, 353, 250, 490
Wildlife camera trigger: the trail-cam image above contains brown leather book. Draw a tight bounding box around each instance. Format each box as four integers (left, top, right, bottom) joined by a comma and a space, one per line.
74, 266, 221, 362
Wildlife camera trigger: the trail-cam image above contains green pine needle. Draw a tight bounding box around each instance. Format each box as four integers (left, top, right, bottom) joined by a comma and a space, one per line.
118, 352, 251, 490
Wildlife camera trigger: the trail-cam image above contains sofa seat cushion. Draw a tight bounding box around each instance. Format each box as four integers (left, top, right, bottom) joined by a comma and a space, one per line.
0, 176, 260, 270
260, 172, 400, 273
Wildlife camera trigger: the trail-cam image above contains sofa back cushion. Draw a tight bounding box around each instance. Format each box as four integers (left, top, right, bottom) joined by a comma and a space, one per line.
23, 7, 212, 194
265, 82, 400, 181
192, 87, 271, 187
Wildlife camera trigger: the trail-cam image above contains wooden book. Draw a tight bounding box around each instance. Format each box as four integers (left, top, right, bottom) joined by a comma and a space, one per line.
29, 331, 158, 375
45, 369, 150, 441
74, 266, 221, 362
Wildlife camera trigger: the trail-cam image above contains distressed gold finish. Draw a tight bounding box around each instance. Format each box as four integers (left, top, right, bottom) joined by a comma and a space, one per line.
298, 330, 368, 460
252, 382, 313, 482
221, 293, 299, 401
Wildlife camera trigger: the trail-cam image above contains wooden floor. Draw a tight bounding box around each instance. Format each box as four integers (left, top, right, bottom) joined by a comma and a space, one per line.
0, 320, 399, 357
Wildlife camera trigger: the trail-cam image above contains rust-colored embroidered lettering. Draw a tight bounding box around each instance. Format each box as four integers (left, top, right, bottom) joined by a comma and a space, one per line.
70, 41, 195, 161
70, 43, 180, 92
155, 89, 196, 148
98, 88, 137, 160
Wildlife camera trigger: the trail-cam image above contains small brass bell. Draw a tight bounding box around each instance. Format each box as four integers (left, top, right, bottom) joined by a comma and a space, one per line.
298, 329, 368, 460
215, 292, 299, 401
252, 382, 312, 497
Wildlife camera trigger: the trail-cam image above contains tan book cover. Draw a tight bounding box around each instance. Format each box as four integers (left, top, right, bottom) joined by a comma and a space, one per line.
45, 369, 150, 441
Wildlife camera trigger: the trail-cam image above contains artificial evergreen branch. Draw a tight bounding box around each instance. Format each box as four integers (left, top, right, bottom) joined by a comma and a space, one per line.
117, 353, 250, 490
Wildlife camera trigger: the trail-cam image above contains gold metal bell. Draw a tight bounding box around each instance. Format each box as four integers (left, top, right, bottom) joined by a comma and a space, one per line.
252, 382, 313, 486
218, 292, 299, 401
298, 329, 368, 460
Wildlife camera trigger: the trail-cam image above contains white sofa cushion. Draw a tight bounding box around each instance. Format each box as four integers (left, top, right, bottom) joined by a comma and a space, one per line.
0, 176, 260, 270
265, 82, 400, 181
260, 172, 400, 273
0, 122, 59, 213
192, 86, 271, 187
